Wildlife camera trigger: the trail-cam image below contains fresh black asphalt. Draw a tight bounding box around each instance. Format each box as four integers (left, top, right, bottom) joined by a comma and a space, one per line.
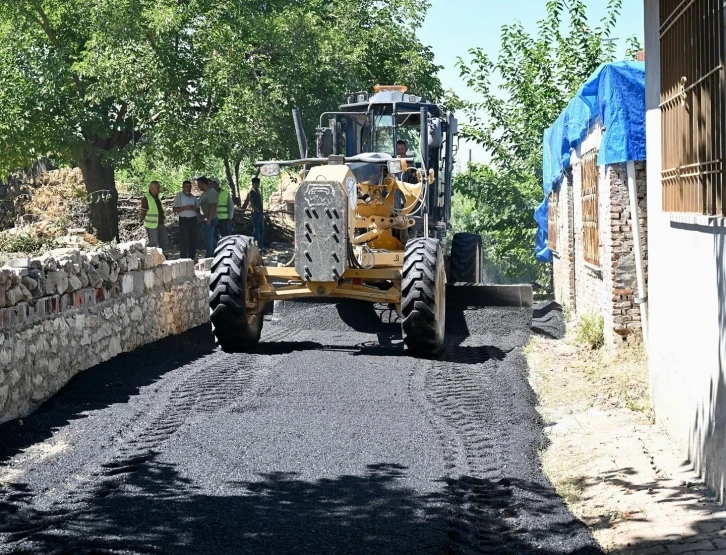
0, 300, 599, 554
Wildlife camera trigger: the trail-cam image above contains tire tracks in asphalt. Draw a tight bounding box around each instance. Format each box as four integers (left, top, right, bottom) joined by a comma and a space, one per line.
0, 326, 297, 549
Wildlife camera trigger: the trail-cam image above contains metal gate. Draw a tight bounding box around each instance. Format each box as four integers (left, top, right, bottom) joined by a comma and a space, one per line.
660, 0, 725, 216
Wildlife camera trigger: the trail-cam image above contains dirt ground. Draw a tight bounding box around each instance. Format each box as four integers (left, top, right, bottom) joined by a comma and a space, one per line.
527, 305, 726, 554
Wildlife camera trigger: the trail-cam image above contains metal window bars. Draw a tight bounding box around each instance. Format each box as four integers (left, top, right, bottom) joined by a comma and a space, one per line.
581, 149, 600, 266
660, 0, 725, 216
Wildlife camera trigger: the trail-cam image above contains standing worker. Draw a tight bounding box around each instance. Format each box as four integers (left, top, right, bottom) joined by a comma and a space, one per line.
241, 176, 264, 252
140, 181, 169, 251
214, 179, 235, 239
196, 176, 219, 257
172, 179, 199, 261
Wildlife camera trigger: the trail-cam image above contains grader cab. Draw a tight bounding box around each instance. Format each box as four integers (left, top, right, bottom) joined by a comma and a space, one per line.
209, 85, 532, 356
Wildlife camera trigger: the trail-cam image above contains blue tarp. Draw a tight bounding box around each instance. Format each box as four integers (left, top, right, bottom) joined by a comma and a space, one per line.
535, 61, 646, 263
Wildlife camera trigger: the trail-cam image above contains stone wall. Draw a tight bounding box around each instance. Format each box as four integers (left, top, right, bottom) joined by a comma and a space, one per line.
0, 243, 210, 424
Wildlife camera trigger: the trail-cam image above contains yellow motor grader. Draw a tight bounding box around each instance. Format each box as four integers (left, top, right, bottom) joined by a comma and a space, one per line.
209, 85, 532, 356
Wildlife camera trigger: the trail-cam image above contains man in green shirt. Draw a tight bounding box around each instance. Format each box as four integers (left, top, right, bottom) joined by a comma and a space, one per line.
196, 176, 219, 257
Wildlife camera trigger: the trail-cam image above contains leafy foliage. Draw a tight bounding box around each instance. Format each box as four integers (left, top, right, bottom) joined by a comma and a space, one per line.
453, 0, 624, 286
575, 313, 605, 349
0, 0, 442, 239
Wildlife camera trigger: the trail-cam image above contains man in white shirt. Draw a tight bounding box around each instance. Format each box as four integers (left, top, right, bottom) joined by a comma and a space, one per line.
173, 180, 200, 260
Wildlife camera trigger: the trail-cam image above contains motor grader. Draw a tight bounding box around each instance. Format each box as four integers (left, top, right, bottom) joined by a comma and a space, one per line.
209, 85, 532, 356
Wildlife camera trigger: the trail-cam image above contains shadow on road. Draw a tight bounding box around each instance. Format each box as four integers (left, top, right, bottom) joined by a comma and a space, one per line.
251, 338, 510, 365
0, 325, 215, 465
0, 455, 601, 555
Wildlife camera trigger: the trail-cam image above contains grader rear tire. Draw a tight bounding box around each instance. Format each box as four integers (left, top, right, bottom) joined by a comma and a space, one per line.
209, 235, 264, 352
450, 232, 483, 283
401, 237, 446, 355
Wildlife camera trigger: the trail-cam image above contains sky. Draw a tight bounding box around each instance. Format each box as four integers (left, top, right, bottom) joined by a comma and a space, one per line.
416, 0, 645, 165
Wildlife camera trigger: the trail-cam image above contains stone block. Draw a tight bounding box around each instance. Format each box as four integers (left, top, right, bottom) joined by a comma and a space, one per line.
46, 271, 69, 295
97, 261, 111, 281
5, 286, 25, 306
87, 267, 103, 289
143, 270, 155, 292
149, 247, 166, 266
196, 258, 213, 272
14, 302, 28, 326
60, 293, 71, 312
132, 272, 145, 295
44, 295, 60, 316
0, 287, 5, 308
4, 258, 30, 269
182, 259, 195, 277
21, 275, 38, 292
162, 263, 173, 286
126, 254, 140, 271
122, 273, 134, 295
153, 267, 163, 289
68, 274, 83, 292
32, 299, 45, 320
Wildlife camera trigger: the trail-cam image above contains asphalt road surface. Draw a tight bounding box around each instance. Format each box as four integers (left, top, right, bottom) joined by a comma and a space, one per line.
0, 300, 598, 554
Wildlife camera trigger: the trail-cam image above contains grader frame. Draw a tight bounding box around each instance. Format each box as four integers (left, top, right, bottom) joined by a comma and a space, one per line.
208, 85, 532, 356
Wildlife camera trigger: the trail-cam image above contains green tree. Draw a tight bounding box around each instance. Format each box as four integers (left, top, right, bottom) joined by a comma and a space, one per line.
454, 0, 623, 285
0, 0, 442, 240
164, 0, 443, 199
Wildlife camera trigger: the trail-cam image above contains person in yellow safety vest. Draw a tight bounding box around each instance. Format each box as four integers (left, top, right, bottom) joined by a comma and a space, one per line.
139, 181, 169, 251
212, 179, 235, 239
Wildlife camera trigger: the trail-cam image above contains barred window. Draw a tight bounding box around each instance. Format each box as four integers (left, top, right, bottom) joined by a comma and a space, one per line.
548, 189, 559, 252
660, 0, 725, 216
581, 149, 600, 266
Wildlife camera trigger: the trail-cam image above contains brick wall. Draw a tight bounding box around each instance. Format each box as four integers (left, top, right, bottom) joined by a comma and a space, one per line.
553, 150, 648, 349
607, 162, 648, 347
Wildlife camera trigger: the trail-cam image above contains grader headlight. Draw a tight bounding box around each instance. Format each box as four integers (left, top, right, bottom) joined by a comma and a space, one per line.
387, 159, 403, 174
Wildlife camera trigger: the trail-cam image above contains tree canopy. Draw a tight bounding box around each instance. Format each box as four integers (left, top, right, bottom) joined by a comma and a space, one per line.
453, 0, 641, 286
0, 0, 442, 240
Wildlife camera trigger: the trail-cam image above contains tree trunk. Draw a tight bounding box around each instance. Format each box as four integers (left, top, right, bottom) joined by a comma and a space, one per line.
223, 157, 236, 199
79, 152, 119, 242
234, 159, 241, 198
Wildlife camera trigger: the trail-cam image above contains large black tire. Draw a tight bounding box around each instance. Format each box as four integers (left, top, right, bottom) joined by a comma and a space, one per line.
401, 237, 446, 355
209, 235, 264, 352
450, 232, 483, 283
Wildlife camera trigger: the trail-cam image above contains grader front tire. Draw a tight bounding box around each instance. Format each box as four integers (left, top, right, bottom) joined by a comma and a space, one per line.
209, 235, 264, 352
401, 237, 446, 356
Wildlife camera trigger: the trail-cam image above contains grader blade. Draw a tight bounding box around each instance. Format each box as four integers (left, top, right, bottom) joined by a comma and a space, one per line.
446, 283, 533, 309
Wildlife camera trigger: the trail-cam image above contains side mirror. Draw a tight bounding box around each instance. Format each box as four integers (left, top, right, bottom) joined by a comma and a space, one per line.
260, 163, 280, 177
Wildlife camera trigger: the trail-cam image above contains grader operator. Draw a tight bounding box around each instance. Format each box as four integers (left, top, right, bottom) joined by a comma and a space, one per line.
208, 85, 531, 357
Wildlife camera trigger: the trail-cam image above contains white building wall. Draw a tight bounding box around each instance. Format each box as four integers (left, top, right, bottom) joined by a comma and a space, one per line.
644, 0, 726, 501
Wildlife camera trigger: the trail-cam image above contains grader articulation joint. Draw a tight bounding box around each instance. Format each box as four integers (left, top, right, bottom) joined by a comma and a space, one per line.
208, 85, 532, 356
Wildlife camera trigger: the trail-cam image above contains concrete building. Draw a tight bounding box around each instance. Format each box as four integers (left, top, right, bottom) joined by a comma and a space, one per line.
538, 63, 648, 349
643, 0, 726, 502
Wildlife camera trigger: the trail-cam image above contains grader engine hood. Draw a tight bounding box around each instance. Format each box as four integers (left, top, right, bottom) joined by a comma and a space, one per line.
294, 165, 356, 282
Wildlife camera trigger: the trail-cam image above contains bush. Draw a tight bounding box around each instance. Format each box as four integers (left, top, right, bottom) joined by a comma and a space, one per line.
0, 229, 66, 255
575, 313, 604, 350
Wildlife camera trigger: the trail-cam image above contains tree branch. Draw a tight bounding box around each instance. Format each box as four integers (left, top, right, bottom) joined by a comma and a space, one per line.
31, 3, 82, 93
109, 103, 128, 149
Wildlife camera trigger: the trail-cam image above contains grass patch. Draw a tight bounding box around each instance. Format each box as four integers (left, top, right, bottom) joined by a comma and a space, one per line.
575, 313, 604, 349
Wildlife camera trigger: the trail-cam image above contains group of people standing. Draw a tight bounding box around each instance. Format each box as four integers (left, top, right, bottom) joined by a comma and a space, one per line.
140, 176, 265, 261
